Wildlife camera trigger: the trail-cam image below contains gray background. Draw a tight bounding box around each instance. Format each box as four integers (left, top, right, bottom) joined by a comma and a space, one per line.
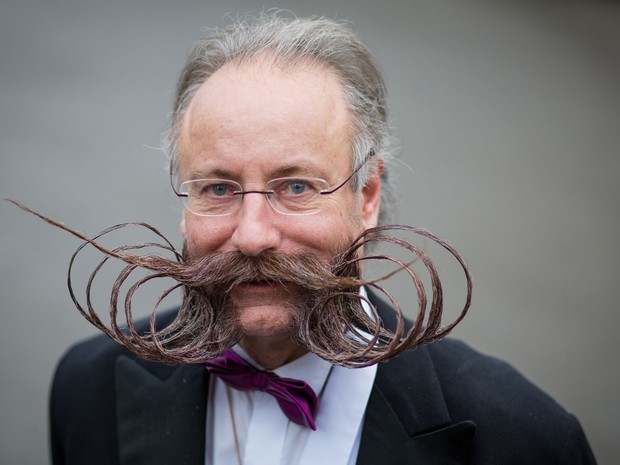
1, 0, 618, 463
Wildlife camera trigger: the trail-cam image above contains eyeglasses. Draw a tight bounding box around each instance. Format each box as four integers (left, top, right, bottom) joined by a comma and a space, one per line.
170, 152, 373, 217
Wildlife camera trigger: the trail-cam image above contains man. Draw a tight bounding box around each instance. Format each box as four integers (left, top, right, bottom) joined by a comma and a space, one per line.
49, 13, 596, 465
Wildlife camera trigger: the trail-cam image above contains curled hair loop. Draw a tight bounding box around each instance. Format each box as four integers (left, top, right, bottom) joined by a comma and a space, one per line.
7, 199, 472, 367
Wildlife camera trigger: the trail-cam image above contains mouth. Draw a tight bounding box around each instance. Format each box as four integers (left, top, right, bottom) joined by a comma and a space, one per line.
236, 279, 285, 292
228, 279, 297, 308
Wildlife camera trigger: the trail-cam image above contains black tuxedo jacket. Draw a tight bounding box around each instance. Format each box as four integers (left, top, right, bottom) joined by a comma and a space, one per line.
50, 294, 596, 464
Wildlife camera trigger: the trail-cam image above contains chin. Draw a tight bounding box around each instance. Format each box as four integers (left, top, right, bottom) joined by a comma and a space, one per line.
233, 303, 297, 338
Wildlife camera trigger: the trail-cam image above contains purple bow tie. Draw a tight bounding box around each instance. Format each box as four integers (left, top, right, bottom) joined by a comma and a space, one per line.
204, 350, 318, 430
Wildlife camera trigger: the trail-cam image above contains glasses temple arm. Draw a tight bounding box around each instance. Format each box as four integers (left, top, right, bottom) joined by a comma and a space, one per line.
320, 150, 375, 195
169, 159, 188, 198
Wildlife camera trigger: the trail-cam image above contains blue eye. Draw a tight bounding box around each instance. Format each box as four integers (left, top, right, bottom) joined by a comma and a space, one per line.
288, 182, 307, 194
210, 184, 230, 196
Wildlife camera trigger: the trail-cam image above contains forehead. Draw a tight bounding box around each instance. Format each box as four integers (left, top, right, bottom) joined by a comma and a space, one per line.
178, 57, 353, 180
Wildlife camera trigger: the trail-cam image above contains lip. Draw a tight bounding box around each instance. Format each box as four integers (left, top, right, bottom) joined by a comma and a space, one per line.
230, 280, 293, 305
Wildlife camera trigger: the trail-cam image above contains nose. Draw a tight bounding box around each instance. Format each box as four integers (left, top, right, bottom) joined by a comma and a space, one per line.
230, 193, 282, 256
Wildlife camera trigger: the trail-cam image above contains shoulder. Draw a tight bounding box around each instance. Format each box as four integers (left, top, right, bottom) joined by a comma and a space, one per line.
388, 338, 596, 463
51, 308, 180, 415
424, 338, 572, 424
50, 309, 181, 464
52, 308, 179, 390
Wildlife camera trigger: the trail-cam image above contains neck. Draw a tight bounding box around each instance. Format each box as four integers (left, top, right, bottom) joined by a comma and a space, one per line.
239, 335, 308, 370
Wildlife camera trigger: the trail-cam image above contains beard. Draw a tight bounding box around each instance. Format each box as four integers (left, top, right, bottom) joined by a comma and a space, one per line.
7, 199, 472, 368
158, 244, 377, 365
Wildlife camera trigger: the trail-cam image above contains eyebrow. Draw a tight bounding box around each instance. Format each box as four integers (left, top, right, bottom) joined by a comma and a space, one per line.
188, 167, 235, 180
187, 163, 325, 181
273, 164, 322, 178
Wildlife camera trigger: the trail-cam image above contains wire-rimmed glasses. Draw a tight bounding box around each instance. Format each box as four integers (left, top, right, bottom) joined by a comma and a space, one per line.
170, 152, 373, 217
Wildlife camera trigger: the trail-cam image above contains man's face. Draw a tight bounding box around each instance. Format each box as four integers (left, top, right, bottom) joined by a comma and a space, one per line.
178, 58, 381, 340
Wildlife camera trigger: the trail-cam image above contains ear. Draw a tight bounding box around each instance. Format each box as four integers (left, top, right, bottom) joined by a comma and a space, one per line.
360, 157, 384, 230
180, 218, 186, 237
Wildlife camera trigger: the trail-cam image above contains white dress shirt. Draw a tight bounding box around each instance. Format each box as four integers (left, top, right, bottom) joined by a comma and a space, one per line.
205, 290, 378, 465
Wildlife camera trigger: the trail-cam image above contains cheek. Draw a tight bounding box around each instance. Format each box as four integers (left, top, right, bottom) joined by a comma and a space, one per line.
298, 214, 364, 257
338, 196, 366, 234
184, 217, 235, 257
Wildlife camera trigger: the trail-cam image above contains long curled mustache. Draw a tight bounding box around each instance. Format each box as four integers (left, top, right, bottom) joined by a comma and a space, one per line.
6, 199, 472, 368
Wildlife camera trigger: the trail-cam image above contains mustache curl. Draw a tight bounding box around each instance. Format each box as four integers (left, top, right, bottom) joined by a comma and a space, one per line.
300, 226, 473, 367
6, 199, 472, 368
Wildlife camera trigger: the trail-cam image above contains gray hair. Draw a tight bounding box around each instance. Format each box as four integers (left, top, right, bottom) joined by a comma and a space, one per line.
163, 12, 397, 224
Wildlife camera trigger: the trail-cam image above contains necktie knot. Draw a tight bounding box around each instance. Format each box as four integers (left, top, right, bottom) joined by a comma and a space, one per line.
204, 350, 318, 430
248, 369, 270, 391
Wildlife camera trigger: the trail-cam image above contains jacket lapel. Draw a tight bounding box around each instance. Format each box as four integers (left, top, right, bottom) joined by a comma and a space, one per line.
356, 348, 475, 465
356, 292, 476, 464
115, 355, 208, 465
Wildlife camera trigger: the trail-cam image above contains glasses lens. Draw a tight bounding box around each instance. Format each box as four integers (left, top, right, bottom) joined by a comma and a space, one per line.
180, 179, 241, 216
266, 177, 328, 215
